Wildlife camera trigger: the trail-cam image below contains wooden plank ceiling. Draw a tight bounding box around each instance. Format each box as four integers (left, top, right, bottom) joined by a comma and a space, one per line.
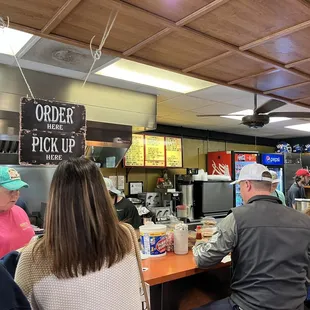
3, 0, 310, 107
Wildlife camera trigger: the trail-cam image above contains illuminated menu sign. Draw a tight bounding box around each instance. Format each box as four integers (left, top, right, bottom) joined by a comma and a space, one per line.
124, 135, 183, 168
166, 137, 182, 167
145, 135, 165, 167
124, 134, 144, 167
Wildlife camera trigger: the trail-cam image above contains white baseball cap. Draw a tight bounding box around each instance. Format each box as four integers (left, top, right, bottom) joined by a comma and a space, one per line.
269, 170, 280, 184
103, 177, 122, 196
230, 163, 272, 185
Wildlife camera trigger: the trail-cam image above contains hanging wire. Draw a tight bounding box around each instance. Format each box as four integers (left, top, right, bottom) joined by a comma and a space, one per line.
82, 10, 119, 87
0, 16, 35, 99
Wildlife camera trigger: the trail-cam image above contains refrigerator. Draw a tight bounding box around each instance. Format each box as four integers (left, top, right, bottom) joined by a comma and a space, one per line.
207, 151, 259, 207
260, 153, 284, 193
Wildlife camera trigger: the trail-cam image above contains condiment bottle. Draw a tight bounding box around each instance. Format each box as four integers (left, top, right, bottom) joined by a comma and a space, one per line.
195, 225, 203, 246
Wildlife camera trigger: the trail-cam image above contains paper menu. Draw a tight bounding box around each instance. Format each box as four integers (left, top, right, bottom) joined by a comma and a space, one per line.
124, 134, 183, 168
144, 135, 165, 167
166, 137, 182, 167
124, 134, 144, 166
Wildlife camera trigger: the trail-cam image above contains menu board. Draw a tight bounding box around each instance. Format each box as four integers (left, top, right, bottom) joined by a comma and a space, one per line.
145, 135, 165, 167
124, 135, 183, 168
166, 137, 182, 167
124, 134, 144, 166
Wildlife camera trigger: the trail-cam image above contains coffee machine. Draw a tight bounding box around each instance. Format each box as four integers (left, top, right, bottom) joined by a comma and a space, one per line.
174, 168, 198, 221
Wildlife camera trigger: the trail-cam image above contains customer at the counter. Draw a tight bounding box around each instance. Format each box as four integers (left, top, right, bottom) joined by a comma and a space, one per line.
269, 170, 286, 205
193, 163, 310, 310
0, 167, 34, 258
104, 177, 141, 229
15, 158, 144, 309
287, 168, 310, 209
0, 263, 30, 310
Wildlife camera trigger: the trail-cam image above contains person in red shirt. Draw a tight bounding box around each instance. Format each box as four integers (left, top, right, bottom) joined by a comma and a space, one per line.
0, 167, 34, 258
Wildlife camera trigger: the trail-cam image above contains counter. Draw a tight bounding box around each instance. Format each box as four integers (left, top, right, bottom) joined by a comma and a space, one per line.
142, 251, 230, 286
142, 252, 231, 310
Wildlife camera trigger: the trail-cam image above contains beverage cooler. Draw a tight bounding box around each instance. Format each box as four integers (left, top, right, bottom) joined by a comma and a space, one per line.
260, 153, 284, 193
207, 151, 259, 207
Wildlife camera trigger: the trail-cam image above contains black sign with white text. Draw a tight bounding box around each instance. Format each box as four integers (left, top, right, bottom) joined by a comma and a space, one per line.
20, 98, 86, 133
19, 97, 86, 165
20, 131, 86, 165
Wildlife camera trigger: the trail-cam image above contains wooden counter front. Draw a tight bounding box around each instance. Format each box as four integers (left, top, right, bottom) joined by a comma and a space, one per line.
142, 251, 230, 286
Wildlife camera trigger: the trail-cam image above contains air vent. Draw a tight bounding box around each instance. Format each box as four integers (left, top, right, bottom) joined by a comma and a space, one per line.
52, 50, 87, 65
0, 140, 19, 153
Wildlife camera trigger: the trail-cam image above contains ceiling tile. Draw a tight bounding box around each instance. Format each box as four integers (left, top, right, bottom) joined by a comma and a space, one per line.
157, 105, 185, 117
193, 102, 242, 115
135, 86, 180, 101
161, 95, 215, 111
189, 85, 249, 102
225, 94, 269, 109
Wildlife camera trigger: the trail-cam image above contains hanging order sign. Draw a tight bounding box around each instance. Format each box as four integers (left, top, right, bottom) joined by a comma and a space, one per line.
19, 97, 86, 165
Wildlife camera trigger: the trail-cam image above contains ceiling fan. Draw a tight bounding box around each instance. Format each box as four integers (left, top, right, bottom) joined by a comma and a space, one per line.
196, 94, 310, 128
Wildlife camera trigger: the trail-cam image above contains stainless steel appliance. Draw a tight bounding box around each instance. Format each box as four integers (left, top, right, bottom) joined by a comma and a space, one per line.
138, 191, 174, 222
295, 199, 310, 212
174, 173, 196, 220
180, 184, 194, 220
193, 181, 233, 218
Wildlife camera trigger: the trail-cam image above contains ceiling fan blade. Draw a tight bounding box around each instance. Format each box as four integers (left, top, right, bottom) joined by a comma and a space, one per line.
254, 99, 286, 114
196, 114, 246, 117
268, 112, 310, 118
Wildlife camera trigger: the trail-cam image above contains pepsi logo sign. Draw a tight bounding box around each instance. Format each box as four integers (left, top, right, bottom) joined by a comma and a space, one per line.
262, 154, 283, 166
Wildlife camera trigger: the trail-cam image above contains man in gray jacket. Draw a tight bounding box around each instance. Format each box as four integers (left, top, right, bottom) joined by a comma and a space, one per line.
193, 163, 310, 310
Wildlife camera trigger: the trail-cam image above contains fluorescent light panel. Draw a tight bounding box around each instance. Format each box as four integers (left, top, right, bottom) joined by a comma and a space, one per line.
221, 109, 252, 120
0, 28, 32, 55
96, 59, 216, 93
285, 123, 310, 132
221, 109, 290, 123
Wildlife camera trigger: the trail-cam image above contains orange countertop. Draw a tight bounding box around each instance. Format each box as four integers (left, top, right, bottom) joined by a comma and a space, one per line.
142, 251, 231, 286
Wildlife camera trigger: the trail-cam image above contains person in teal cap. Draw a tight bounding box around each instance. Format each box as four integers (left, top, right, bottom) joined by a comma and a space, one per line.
270, 170, 286, 205
0, 167, 34, 258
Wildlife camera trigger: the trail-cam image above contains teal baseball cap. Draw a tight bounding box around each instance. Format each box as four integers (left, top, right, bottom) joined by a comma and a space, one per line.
0, 167, 29, 190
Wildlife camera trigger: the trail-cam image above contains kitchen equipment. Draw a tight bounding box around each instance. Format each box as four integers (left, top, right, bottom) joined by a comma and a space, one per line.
153, 207, 171, 222
138, 192, 161, 208
193, 181, 233, 218
139, 222, 167, 257
180, 184, 194, 220
176, 205, 188, 219
171, 191, 182, 214
295, 199, 310, 212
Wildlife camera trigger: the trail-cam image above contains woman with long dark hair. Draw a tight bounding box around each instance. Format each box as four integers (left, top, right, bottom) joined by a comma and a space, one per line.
15, 158, 145, 309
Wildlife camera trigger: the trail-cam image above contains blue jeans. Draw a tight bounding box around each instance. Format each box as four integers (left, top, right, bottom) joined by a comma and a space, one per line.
193, 297, 240, 310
